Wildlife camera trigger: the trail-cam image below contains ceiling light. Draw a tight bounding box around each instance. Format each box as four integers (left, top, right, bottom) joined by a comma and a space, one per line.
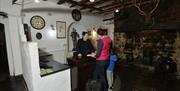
34, 0, 40, 3
89, 0, 95, 2
115, 9, 119, 13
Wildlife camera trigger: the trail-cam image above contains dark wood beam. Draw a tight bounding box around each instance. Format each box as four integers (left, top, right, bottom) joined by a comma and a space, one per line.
80, 0, 112, 10
70, 4, 76, 8
57, 0, 68, 4
79, 0, 89, 4
89, 9, 94, 12
101, 2, 131, 13
67, 0, 103, 11
80, 7, 87, 10
102, 11, 115, 15
0, 11, 8, 18
103, 17, 114, 21
99, 2, 121, 10
69, 0, 89, 8
12, 0, 17, 4
103, 3, 122, 10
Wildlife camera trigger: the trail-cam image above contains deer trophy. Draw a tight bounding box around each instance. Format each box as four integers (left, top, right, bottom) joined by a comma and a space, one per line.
134, 0, 160, 25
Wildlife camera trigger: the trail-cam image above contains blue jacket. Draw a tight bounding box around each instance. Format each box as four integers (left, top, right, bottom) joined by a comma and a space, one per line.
107, 55, 118, 71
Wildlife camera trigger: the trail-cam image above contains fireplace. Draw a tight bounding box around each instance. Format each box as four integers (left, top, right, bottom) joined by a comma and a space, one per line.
114, 30, 180, 75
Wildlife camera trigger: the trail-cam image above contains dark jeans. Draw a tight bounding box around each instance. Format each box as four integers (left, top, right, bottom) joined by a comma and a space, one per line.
93, 60, 109, 91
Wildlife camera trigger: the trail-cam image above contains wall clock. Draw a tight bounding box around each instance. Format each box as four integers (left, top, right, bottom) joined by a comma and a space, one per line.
36, 32, 42, 40
30, 15, 45, 30
72, 9, 82, 21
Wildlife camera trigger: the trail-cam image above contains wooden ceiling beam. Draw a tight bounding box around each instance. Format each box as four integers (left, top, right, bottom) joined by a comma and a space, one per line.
79, 0, 89, 4
99, 2, 122, 10
67, 0, 103, 11
102, 3, 122, 10
102, 11, 115, 15
101, 2, 132, 13
12, 0, 17, 4
69, 0, 89, 8
99, 0, 152, 15
0, 11, 8, 18
85, 0, 113, 12
70, 4, 77, 8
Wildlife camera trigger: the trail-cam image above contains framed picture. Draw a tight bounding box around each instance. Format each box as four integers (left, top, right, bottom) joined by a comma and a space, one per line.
56, 21, 66, 38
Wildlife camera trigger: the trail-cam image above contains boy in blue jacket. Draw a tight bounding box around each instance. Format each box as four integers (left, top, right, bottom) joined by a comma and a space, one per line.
106, 49, 119, 91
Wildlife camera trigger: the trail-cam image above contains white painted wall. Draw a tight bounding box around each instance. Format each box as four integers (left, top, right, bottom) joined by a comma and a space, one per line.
24, 12, 103, 63
0, 0, 23, 76
21, 42, 71, 91
22, 1, 104, 63
0, 0, 111, 75
0, 0, 21, 16
0, 16, 14, 76
104, 23, 114, 40
8, 16, 23, 75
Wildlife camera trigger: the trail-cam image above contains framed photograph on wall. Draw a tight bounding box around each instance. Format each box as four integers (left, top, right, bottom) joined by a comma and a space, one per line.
56, 21, 66, 38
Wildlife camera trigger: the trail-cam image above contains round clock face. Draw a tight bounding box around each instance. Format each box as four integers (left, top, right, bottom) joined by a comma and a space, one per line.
30, 16, 45, 30
36, 32, 42, 40
72, 9, 82, 21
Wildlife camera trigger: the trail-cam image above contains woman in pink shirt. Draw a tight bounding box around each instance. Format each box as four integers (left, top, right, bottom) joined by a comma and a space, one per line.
93, 28, 112, 91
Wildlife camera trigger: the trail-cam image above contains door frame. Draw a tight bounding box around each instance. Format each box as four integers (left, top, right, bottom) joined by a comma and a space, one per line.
0, 16, 15, 76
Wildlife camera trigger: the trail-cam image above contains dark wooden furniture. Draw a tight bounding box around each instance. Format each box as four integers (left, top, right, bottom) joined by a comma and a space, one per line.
67, 56, 96, 91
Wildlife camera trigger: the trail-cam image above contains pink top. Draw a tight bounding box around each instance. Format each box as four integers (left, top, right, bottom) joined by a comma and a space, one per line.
96, 36, 112, 61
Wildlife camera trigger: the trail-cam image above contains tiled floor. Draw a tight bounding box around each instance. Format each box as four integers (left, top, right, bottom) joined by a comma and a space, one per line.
113, 64, 180, 91
0, 64, 180, 91
0, 76, 28, 91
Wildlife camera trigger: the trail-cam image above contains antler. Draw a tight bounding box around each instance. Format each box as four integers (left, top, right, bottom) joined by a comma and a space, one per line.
134, 0, 160, 25
134, 0, 146, 15
150, 0, 160, 14
134, 0, 160, 15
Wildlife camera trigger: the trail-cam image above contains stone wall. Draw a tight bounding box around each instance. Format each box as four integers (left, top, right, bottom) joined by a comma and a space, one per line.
114, 30, 180, 75
173, 33, 180, 78
114, 0, 180, 76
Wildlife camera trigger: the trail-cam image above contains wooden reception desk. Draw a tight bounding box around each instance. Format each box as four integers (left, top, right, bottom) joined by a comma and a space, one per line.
67, 56, 96, 91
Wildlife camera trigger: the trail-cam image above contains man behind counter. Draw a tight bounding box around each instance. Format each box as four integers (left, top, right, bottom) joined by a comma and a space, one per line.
76, 32, 95, 56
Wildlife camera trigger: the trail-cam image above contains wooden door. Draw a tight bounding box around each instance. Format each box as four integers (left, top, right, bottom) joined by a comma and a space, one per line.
0, 22, 9, 81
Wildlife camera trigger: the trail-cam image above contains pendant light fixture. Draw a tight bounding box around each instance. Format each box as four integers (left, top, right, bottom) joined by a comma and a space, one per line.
115, 9, 119, 13
89, 0, 95, 3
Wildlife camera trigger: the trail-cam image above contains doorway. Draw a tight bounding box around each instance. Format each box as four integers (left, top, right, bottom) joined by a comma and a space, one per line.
0, 22, 9, 82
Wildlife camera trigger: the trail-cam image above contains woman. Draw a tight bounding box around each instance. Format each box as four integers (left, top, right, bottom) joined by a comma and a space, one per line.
93, 28, 112, 91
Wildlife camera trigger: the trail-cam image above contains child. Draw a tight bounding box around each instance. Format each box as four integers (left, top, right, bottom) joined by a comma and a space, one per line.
106, 49, 119, 91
